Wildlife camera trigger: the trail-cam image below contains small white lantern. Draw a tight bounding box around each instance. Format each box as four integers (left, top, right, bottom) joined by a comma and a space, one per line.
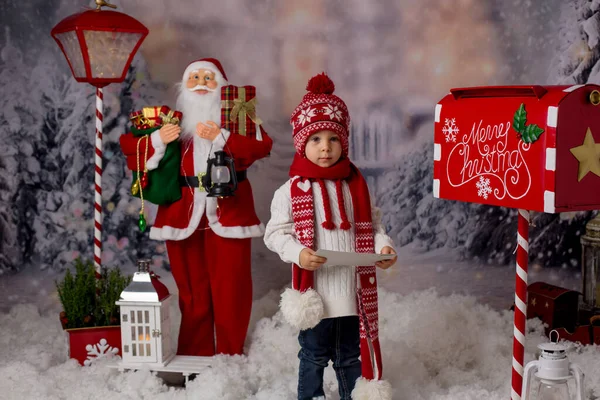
116, 259, 174, 368
522, 332, 585, 400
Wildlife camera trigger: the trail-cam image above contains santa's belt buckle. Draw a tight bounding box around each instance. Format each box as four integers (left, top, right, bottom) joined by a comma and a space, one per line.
197, 172, 206, 192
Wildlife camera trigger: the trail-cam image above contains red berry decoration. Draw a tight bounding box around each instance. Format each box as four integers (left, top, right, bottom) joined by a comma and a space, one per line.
140, 172, 149, 189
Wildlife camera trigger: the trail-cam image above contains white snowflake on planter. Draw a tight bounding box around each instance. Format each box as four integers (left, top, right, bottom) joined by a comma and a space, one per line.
83, 338, 119, 366
442, 118, 459, 143
323, 104, 342, 121
476, 176, 492, 199
296, 107, 316, 126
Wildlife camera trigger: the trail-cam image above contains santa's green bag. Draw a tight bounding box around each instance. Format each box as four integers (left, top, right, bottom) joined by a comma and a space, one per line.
129, 106, 182, 206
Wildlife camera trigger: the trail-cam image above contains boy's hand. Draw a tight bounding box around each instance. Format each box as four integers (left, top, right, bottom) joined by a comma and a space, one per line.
376, 246, 397, 270
299, 248, 327, 271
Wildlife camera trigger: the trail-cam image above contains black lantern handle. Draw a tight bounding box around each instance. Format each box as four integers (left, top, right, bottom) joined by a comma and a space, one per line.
227, 155, 238, 193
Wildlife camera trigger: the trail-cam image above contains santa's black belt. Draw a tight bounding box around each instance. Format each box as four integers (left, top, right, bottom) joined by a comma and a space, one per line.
179, 170, 247, 187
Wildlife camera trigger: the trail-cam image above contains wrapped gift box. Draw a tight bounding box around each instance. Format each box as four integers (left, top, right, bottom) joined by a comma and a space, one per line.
220, 85, 263, 139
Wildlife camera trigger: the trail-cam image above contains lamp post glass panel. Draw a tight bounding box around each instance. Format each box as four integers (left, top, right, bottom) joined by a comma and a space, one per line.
581, 214, 600, 312
50, 4, 148, 273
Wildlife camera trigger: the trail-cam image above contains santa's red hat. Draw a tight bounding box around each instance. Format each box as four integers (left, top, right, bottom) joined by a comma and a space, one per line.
290, 73, 350, 156
182, 58, 228, 84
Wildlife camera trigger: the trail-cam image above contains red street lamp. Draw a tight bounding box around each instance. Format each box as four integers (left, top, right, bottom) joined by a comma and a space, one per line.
51, 2, 148, 275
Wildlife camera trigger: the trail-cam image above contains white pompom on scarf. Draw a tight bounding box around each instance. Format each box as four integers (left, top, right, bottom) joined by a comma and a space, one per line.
279, 287, 324, 330
351, 377, 392, 400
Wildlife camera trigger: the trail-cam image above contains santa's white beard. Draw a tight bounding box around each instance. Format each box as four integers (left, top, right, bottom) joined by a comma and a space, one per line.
176, 87, 222, 141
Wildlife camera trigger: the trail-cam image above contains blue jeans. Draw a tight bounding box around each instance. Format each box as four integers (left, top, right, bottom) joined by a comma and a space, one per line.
297, 316, 362, 400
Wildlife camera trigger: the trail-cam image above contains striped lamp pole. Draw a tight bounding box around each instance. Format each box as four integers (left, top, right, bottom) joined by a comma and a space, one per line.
511, 209, 530, 400
93, 88, 104, 276
51, 5, 148, 274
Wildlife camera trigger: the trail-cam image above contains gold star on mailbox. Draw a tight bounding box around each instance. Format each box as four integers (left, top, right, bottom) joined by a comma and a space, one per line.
569, 128, 600, 181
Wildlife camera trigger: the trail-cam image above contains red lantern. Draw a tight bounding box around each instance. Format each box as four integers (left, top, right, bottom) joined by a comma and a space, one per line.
51, 3, 148, 274
51, 7, 148, 88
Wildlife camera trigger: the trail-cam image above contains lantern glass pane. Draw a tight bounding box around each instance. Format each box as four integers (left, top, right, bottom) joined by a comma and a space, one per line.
55, 31, 86, 78
146, 343, 151, 356
536, 380, 569, 400
131, 310, 135, 323
131, 326, 135, 342
139, 343, 144, 356
145, 310, 150, 323
83, 30, 142, 79
137, 310, 142, 324
211, 166, 230, 184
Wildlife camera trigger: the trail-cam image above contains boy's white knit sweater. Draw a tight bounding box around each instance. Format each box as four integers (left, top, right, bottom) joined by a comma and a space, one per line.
264, 178, 394, 319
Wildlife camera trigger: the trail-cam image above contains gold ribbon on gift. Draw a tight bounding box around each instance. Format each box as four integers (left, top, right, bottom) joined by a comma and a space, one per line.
130, 114, 150, 128
141, 106, 161, 128
221, 87, 263, 136
159, 109, 181, 126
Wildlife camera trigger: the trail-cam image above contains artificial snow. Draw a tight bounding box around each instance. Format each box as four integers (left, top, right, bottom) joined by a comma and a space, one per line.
0, 254, 598, 400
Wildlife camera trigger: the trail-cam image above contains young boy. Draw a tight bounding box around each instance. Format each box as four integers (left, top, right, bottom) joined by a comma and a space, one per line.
264, 73, 396, 400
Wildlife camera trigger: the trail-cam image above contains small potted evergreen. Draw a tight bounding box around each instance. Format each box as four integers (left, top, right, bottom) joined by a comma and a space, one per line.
56, 258, 132, 365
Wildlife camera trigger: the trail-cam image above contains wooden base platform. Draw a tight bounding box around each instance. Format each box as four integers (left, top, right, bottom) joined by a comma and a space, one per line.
108, 355, 212, 383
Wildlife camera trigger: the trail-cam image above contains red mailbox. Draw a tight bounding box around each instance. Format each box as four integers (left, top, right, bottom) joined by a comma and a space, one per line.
434, 85, 600, 212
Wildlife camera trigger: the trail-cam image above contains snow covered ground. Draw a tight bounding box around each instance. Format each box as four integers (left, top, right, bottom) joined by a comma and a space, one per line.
1, 246, 597, 400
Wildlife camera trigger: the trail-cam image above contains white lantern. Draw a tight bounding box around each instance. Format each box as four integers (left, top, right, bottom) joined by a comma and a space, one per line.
522, 332, 585, 400
116, 259, 174, 368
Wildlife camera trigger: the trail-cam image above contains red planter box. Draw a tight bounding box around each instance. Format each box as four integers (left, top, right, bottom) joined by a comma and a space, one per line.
66, 326, 122, 366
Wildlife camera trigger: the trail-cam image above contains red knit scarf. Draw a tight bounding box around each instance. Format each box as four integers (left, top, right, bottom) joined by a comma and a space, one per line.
288, 153, 384, 381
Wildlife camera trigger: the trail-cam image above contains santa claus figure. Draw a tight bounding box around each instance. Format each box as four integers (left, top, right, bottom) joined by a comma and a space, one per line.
120, 58, 273, 356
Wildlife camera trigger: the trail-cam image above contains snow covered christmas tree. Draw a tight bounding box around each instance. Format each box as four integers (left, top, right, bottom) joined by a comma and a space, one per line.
0, 27, 168, 273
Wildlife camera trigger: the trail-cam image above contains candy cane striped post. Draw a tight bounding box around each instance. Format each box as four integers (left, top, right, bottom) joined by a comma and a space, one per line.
511, 209, 529, 400
93, 87, 103, 277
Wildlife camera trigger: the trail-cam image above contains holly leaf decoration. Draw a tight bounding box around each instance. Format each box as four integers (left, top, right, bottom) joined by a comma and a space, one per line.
512, 103, 544, 144
513, 103, 526, 134
521, 124, 545, 143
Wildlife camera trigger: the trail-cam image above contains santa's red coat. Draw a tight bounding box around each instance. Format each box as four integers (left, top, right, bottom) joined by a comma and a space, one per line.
120, 127, 272, 240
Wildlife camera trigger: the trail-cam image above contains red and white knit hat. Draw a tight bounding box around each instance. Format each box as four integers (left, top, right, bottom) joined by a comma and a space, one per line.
290, 73, 350, 156
182, 57, 228, 84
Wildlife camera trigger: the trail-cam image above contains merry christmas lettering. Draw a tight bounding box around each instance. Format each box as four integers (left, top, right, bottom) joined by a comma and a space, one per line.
447, 119, 531, 200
